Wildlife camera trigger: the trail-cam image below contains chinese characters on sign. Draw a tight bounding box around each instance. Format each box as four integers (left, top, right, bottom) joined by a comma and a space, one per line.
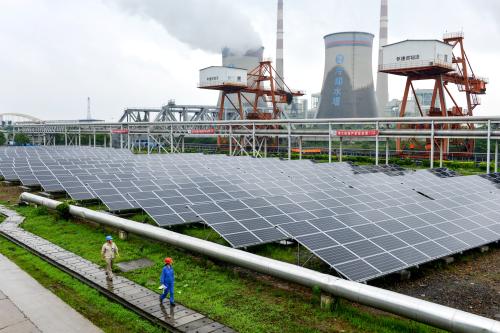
189, 128, 215, 134
335, 130, 379, 137
111, 129, 129, 134
396, 55, 420, 61
332, 54, 344, 107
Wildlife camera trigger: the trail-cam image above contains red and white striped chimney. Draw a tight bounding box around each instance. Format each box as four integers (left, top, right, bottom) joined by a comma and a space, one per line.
276, 0, 284, 83
376, 0, 389, 115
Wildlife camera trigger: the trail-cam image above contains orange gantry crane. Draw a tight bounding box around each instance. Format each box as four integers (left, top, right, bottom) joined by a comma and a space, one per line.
199, 60, 304, 148
380, 32, 487, 158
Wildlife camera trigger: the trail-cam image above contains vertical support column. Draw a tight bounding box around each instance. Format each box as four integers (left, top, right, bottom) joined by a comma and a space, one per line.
43, 134, 46, 146
495, 140, 498, 173
264, 139, 267, 158
78, 128, 81, 146
375, 121, 380, 166
328, 123, 332, 163
147, 127, 150, 155
252, 123, 256, 157
93, 128, 96, 148
127, 127, 130, 150
299, 136, 302, 160
64, 127, 68, 146
181, 136, 185, 153
486, 120, 491, 174
104, 134, 107, 148
287, 122, 291, 160
439, 141, 443, 168
339, 137, 343, 162
119, 125, 123, 149
109, 128, 112, 149
229, 125, 233, 156
430, 121, 434, 169
385, 139, 389, 165
170, 124, 174, 153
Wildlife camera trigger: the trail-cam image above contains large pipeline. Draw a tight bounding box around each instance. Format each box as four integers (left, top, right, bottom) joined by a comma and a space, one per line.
20, 192, 500, 333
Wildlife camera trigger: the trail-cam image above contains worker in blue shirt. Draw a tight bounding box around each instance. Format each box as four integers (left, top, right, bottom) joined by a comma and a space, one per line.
159, 257, 175, 306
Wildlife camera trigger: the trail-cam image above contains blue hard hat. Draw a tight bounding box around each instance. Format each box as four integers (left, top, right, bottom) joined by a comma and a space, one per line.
105, 235, 113, 241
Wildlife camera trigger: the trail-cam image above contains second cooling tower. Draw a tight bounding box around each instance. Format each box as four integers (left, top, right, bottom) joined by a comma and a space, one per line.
317, 32, 378, 118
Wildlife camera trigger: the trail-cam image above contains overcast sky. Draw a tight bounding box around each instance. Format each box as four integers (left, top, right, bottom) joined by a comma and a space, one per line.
1, 0, 499, 121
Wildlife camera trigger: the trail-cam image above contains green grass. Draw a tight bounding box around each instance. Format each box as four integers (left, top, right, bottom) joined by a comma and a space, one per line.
0, 236, 166, 333
4, 205, 444, 333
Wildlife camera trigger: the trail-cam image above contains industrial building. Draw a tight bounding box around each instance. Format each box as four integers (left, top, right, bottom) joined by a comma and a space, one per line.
316, 32, 378, 119
383, 89, 434, 117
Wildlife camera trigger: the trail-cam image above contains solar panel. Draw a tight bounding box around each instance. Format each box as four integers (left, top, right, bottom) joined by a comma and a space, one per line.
2, 146, 500, 282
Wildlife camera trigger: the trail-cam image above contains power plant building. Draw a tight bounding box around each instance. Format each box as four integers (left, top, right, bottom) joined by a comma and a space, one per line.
316, 32, 378, 119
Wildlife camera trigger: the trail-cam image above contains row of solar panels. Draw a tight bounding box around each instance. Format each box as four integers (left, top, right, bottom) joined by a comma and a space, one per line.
1, 146, 500, 282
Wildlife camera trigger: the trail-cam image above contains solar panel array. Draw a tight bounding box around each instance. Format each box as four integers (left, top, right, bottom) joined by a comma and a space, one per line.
1, 146, 500, 282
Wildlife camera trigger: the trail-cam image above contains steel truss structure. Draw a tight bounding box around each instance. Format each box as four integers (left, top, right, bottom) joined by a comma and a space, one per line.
13, 116, 500, 173
119, 103, 226, 123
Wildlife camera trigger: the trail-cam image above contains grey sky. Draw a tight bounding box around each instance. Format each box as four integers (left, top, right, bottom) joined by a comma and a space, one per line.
1, 0, 499, 121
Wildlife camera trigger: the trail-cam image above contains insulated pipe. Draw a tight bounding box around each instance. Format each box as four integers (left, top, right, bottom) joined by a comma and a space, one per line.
20, 193, 500, 333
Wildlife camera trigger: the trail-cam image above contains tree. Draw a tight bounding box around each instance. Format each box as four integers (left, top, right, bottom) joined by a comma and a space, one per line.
0, 133, 5, 146
14, 133, 31, 145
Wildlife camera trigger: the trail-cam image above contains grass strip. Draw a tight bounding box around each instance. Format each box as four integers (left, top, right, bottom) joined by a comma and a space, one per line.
9, 205, 443, 333
0, 235, 166, 333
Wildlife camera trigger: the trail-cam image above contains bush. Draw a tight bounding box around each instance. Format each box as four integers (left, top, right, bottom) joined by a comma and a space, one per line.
0, 133, 6, 146
55, 202, 71, 220
14, 133, 31, 145
311, 285, 321, 305
34, 206, 49, 216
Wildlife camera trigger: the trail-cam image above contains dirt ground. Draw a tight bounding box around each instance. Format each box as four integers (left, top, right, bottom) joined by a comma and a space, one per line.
377, 245, 500, 320
0, 183, 23, 203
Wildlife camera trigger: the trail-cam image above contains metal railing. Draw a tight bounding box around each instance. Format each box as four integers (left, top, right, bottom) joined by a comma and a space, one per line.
11, 116, 500, 173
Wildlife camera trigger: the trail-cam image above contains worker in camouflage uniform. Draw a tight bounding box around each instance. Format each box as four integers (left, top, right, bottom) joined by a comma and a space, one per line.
101, 235, 119, 280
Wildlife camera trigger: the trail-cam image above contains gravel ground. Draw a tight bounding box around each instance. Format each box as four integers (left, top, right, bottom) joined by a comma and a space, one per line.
0, 184, 22, 203
377, 245, 500, 320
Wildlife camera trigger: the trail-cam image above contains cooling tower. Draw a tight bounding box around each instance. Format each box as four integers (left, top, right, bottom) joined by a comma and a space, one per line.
376, 0, 389, 115
219, 47, 265, 117
316, 32, 378, 119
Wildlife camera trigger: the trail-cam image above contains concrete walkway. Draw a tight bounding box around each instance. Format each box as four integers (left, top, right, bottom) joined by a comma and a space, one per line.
0, 254, 103, 333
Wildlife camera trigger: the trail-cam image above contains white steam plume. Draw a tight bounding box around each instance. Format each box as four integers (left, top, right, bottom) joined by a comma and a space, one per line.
108, 0, 262, 54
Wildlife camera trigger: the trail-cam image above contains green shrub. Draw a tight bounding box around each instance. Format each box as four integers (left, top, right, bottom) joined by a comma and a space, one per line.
34, 206, 49, 216
55, 202, 71, 220
311, 285, 321, 305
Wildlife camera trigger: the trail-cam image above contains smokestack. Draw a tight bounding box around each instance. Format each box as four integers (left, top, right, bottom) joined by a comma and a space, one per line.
276, 0, 284, 82
317, 32, 378, 118
376, 0, 389, 115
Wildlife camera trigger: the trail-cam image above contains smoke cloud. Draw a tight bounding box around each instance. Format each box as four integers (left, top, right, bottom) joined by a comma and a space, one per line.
108, 0, 262, 54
